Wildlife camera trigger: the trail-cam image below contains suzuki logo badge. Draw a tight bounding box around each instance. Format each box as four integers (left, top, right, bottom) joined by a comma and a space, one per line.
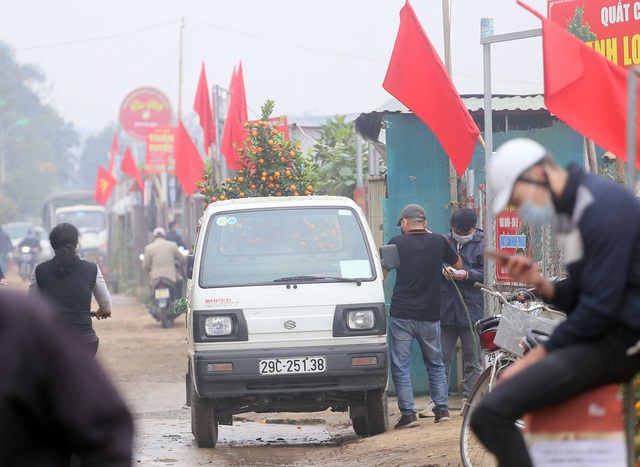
284, 320, 296, 330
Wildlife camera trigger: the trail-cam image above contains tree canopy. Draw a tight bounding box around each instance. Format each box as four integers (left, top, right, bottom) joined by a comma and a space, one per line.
0, 42, 80, 222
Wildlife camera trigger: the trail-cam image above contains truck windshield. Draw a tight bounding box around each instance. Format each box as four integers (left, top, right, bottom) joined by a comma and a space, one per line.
57, 210, 106, 233
200, 206, 375, 287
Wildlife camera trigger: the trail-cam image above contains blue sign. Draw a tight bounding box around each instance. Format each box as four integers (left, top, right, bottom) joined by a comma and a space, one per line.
499, 234, 526, 249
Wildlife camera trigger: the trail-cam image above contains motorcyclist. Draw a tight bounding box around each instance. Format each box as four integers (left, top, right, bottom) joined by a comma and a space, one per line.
165, 220, 187, 250
142, 227, 186, 299
18, 229, 40, 251
17, 230, 40, 274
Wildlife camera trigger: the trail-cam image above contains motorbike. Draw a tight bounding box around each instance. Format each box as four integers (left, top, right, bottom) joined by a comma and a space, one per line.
139, 251, 186, 329
16, 246, 37, 282
149, 276, 179, 328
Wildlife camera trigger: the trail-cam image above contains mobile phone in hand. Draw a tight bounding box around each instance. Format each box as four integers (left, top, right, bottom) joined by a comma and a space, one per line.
485, 249, 510, 265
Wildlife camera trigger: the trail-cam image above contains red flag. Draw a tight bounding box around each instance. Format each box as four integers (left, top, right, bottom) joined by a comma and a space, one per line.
108, 132, 119, 173
383, 0, 480, 175
175, 121, 205, 194
93, 165, 117, 205
235, 62, 248, 124
193, 62, 216, 153
121, 146, 144, 192
221, 62, 248, 171
518, 1, 640, 164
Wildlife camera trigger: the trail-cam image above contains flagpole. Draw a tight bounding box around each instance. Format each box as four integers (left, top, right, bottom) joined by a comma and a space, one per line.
175, 17, 185, 228
214, 84, 227, 182
178, 18, 184, 122
442, 0, 459, 212
627, 66, 639, 193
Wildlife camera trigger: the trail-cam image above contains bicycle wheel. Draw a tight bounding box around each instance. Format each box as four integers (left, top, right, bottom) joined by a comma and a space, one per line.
460, 367, 497, 467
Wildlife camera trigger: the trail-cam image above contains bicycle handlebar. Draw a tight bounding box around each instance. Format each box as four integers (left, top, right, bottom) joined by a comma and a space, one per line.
90, 311, 111, 320
474, 282, 542, 306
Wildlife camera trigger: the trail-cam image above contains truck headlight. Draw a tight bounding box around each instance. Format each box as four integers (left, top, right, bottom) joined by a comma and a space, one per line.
204, 316, 233, 336
347, 310, 375, 330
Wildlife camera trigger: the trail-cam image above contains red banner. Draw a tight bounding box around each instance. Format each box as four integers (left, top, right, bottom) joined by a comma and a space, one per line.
119, 87, 173, 141
548, 0, 640, 67
145, 127, 176, 173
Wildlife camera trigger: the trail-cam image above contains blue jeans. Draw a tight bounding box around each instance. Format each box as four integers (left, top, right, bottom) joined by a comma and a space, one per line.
388, 317, 449, 416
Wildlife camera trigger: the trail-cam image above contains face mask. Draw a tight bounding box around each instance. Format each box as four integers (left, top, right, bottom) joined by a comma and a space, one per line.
518, 200, 555, 226
452, 232, 473, 245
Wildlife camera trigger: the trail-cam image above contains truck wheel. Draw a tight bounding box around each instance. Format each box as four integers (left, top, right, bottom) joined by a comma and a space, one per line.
351, 414, 370, 436
190, 383, 218, 448
365, 388, 389, 435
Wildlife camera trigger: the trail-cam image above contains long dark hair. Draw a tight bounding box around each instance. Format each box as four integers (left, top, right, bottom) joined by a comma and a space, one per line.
49, 223, 80, 276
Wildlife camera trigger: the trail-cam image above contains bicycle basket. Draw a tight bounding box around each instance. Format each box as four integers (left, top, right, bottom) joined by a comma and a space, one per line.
493, 304, 566, 357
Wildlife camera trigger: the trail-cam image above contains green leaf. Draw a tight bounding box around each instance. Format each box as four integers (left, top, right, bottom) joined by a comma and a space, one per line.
338, 166, 353, 177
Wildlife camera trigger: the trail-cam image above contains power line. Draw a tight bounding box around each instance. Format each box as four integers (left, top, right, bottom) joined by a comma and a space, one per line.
15, 20, 181, 51
192, 19, 385, 64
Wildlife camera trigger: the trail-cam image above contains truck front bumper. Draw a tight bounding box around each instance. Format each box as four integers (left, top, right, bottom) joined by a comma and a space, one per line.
192, 343, 388, 399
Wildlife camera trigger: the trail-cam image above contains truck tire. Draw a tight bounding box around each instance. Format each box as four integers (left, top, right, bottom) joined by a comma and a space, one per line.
191, 383, 218, 448
366, 388, 389, 435
351, 413, 370, 436
351, 388, 389, 436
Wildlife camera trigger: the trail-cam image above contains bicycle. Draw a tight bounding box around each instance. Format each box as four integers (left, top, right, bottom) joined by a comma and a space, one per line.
459, 282, 566, 467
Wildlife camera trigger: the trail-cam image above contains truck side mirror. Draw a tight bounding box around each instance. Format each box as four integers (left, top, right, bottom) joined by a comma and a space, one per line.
186, 254, 194, 279
379, 244, 400, 270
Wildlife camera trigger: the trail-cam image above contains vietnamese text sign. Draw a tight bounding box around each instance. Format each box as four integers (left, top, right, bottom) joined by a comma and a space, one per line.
548, 0, 640, 67
145, 127, 176, 173
120, 87, 173, 141
495, 209, 529, 282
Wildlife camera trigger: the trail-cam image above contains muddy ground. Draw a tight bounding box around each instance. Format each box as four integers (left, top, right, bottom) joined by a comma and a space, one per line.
7, 268, 464, 467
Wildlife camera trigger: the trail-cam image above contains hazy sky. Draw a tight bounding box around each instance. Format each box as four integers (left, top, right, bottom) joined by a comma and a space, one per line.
1, 0, 548, 134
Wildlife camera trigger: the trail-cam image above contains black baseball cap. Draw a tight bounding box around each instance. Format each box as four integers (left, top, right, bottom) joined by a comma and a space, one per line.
397, 204, 426, 226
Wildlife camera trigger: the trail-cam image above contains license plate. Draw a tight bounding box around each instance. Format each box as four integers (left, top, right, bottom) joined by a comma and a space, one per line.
484, 350, 499, 369
155, 288, 170, 299
259, 357, 326, 375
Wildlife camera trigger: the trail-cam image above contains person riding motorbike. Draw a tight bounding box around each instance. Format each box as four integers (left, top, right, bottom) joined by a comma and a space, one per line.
142, 227, 186, 299
17, 229, 40, 278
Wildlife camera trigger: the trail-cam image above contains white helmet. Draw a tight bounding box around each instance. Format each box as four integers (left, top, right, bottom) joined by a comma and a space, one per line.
489, 138, 547, 215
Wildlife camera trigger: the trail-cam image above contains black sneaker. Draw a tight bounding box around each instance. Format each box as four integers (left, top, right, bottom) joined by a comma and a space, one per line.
394, 413, 419, 429
434, 409, 450, 423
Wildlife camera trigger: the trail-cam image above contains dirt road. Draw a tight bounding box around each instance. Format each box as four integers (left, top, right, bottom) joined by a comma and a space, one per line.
6, 268, 464, 466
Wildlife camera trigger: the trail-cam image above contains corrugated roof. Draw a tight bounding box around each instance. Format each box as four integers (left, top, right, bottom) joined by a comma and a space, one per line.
371, 94, 546, 113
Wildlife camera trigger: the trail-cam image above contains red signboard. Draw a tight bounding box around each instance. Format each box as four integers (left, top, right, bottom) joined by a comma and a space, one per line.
495, 209, 529, 282
353, 187, 366, 214
119, 87, 173, 141
548, 0, 640, 68
145, 127, 176, 173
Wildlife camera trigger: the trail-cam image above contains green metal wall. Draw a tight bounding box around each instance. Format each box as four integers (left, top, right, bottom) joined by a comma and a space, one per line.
384, 113, 584, 395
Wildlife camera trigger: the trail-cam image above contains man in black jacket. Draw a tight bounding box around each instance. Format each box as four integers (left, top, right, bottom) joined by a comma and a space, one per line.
471, 138, 640, 466
165, 220, 187, 250
0, 291, 133, 465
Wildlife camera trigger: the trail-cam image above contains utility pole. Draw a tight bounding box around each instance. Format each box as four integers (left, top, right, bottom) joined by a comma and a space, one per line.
177, 17, 184, 123
213, 84, 227, 182
442, 0, 459, 213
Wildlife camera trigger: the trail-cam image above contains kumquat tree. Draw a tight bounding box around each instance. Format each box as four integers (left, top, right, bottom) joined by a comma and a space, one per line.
198, 100, 317, 208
